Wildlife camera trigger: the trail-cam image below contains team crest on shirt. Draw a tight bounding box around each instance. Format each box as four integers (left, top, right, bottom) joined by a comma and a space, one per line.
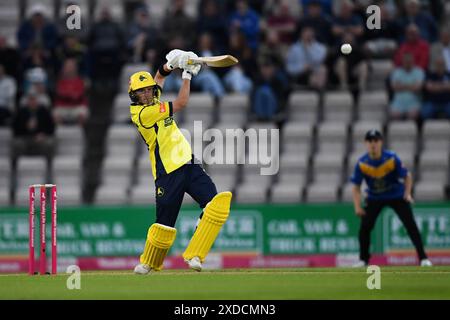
164, 117, 173, 127
157, 187, 164, 197
373, 178, 388, 193
159, 102, 166, 113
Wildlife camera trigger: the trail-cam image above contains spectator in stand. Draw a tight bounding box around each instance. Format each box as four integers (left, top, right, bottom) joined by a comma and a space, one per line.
244, 0, 265, 14
0, 64, 16, 126
229, 0, 260, 51
127, 5, 159, 63
56, 35, 88, 77
430, 28, 450, 74
426, 0, 445, 25
285, 27, 327, 91
390, 53, 425, 120
88, 6, 124, 81
197, 0, 228, 52
22, 45, 53, 77
157, 36, 187, 93
0, 35, 20, 81
17, 4, 59, 68
224, 30, 256, 94
161, 0, 196, 50
228, 31, 257, 81
252, 58, 290, 122
263, 0, 301, 19
53, 58, 89, 125
422, 57, 450, 119
10, 92, 56, 202
296, 0, 332, 46
192, 33, 226, 99
331, 0, 364, 47
198, 0, 233, 16
394, 24, 430, 70
264, 0, 297, 45
197, 32, 222, 59
22, 67, 51, 108
224, 63, 253, 94
302, 0, 333, 16
258, 30, 285, 69
363, 2, 399, 59
334, 33, 368, 100
351, 0, 376, 20
398, 0, 438, 43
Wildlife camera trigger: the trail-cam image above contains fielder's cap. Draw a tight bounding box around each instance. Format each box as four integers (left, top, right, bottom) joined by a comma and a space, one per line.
365, 129, 383, 141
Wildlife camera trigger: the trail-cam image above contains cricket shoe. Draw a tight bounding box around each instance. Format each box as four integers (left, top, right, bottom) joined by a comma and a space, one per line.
352, 260, 368, 268
186, 256, 202, 272
420, 259, 433, 267
134, 263, 152, 275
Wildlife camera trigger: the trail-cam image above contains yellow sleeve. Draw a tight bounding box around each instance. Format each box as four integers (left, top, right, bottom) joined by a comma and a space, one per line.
138, 101, 173, 129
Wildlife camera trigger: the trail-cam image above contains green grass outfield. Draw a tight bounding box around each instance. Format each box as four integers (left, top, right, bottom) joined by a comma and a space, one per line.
1, 267, 450, 300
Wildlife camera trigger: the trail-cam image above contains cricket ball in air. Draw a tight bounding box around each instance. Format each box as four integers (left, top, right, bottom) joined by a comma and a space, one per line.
341, 43, 352, 55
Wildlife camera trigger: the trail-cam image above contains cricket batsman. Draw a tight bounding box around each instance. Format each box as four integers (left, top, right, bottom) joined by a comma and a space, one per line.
129, 49, 232, 274
351, 129, 432, 267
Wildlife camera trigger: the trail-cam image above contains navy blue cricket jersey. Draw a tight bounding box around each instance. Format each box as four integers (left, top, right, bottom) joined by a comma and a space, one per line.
350, 150, 408, 200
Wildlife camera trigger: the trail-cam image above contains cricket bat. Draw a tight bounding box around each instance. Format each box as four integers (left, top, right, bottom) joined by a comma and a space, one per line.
187, 55, 239, 67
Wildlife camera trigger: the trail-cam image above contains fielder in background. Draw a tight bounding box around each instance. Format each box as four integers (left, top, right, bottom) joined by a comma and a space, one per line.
128, 49, 232, 274
351, 129, 432, 267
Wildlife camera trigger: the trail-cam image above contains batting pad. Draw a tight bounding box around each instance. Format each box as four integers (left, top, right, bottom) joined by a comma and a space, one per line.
183, 191, 232, 263
140, 223, 177, 271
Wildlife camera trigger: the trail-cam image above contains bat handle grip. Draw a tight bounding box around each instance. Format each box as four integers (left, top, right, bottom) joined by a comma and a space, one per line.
187, 58, 202, 65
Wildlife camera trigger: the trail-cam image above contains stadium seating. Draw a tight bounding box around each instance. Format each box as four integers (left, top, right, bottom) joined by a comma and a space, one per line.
2, 1, 449, 208
14, 157, 48, 205
357, 91, 388, 122
422, 120, 450, 152
217, 93, 249, 126
323, 91, 354, 124
0, 157, 10, 205
288, 91, 320, 123
113, 93, 132, 124
0, 0, 19, 45
312, 151, 345, 185
53, 156, 82, 206
184, 93, 214, 126
418, 152, 449, 184
0, 128, 11, 157
368, 60, 393, 90
306, 182, 339, 203
387, 121, 418, 155
271, 181, 303, 203
282, 121, 313, 155
56, 125, 84, 156
414, 182, 446, 201
95, 125, 137, 205
316, 121, 348, 154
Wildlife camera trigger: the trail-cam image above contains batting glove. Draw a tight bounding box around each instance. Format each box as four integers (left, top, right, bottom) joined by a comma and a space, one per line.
179, 51, 200, 70
182, 69, 193, 80
185, 63, 201, 76
182, 63, 201, 80
165, 49, 187, 70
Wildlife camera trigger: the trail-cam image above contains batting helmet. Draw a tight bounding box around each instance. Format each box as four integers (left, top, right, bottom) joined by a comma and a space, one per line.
128, 71, 160, 104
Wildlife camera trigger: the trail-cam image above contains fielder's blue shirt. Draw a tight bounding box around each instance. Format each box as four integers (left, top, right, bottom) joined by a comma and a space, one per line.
351, 150, 408, 200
